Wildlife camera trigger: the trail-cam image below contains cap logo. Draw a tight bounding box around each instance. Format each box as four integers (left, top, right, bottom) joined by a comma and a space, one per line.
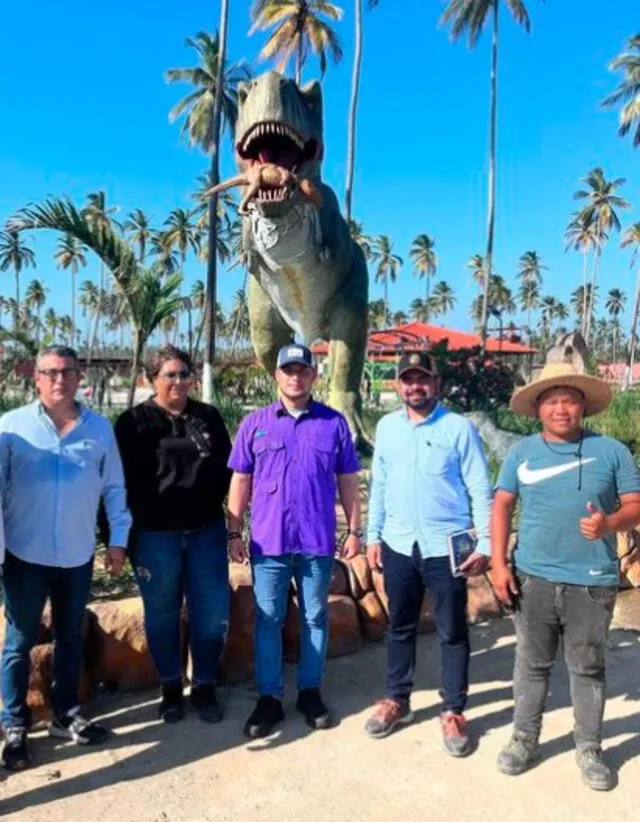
409, 354, 421, 365
289, 347, 305, 358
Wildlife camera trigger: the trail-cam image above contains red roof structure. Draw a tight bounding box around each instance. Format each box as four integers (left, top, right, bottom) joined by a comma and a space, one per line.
312, 321, 536, 358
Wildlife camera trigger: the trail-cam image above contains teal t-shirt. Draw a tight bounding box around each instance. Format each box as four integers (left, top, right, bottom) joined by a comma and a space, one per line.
497, 431, 640, 586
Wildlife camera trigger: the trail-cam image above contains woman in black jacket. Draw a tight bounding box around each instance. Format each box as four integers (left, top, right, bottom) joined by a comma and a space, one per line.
115, 346, 232, 724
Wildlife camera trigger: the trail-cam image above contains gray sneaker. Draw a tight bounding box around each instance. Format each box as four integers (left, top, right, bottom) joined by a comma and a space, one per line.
497, 732, 539, 775
576, 747, 615, 791
440, 712, 472, 757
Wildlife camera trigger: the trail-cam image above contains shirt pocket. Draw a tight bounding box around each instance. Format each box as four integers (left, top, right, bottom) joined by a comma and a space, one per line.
307, 434, 337, 473
418, 442, 455, 477
253, 438, 286, 478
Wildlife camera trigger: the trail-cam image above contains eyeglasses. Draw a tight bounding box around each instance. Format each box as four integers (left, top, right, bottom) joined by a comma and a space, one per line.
38, 368, 78, 381
159, 370, 191, 382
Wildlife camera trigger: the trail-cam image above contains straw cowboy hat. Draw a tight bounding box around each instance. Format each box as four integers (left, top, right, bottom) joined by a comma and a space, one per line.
510, 362, 612, 418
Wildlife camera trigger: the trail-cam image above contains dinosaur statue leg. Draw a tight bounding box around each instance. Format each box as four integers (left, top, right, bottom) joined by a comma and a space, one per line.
248, 274, 293, 374
326, 246, 372, 453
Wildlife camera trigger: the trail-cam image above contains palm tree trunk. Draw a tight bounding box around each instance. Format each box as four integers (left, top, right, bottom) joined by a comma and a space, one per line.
585, 248, 600, 344
71, 267, 76, 346
14, 269, 20, 331
479, 1, 499, 353
625, 268, 640, 389
202, 0, 229, 404
384, 276, 389, 327
87, 308, 100, 366
127, 328, 145, 409
344, 0, 363, 223
580, 250, 588, 336
425, 275, 431, 323
187, 305, 193, 359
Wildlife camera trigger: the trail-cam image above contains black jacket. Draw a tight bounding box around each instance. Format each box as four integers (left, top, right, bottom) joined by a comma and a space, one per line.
114, 397, 232, 532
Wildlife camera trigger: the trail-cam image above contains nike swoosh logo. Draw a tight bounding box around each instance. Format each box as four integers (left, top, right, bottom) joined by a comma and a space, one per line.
588, 569, 604, 576
517, 458, 596, 485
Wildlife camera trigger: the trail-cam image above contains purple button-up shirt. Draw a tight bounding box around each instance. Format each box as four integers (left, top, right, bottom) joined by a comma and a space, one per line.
228, 400, 360, 557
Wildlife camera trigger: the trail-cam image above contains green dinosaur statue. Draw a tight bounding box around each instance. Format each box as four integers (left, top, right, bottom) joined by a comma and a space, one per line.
209, 71, 370, 447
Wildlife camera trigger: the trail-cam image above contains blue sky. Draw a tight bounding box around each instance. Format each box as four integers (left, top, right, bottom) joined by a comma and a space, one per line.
0, 0, 638, 338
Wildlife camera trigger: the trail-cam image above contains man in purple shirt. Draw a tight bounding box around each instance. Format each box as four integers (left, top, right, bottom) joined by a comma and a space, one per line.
227, 343, 362, 738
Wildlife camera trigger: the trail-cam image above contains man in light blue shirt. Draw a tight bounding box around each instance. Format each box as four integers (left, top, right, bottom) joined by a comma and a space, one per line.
364, 351, 492, 756
0, 346, 131, 772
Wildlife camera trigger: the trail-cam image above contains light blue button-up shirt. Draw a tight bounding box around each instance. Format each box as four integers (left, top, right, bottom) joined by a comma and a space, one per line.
0, 401, 131, 568
366, 402, 493, 557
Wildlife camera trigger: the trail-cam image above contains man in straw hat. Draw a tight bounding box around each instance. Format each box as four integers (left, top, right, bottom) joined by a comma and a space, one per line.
491, 362, 640, 791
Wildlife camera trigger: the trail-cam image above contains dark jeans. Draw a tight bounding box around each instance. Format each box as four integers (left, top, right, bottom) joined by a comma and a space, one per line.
131, 521, 229, 686
1, 551, 94, 729
513, 571, 617, 749
383, 542, 469, 713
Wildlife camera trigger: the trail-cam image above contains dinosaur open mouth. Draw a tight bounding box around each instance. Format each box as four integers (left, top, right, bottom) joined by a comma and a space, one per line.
238, 121, 318, 173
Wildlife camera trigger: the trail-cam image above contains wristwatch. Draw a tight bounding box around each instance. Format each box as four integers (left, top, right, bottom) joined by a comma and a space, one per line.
348, 528, 364, 538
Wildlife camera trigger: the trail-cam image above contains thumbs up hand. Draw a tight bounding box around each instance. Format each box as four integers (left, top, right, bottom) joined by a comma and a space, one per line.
579, 501, 610, 540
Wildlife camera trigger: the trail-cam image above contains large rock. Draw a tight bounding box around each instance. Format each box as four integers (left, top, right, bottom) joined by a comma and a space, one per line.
0, 643, 93, 725
356, 591, 387, 642
220, 563, 256, 683
87, 598, 159, 691
618, 530, 640, 588
612, 589, 640, 630
371, 569, 389, 616
345, 554, 373, 600
327, 595, 362, 658
328, 559, 350, 597
467, 572, 504, 624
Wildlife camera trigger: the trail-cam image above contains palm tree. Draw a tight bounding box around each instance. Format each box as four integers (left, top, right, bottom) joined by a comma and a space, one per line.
123, 209, 152, 263
370, 235, 403, 326
470, 274, 515, 325
602, 34, 640, 148
249, 1, 344, 84
621, 222, 640, 387
409, 234, 438, 320
605, 287, 627, 363
162, 208, 200, 353
348, 220, 374, 261
43, 307, 58, 342
564, 212, 601, 335
24, 279, 48, 342
0, 229, 36, 329
570, 284, 598, 330
368, 298, 387, 329
573, 167, 629, 342
82, 191, 119, 363
344, 0, 379, 222
517, 250, 545, 330
228, 288, 251, 352
409, 297, 427, 323
149, 232, 180, 276
79, 280, 100, 351
166, 28, 251, 401
58, 315, 73, 346
440, 0, 532, 349
466, 253, 487, 286
430, 280, 457, 318
392, 310, 408, 326
54, 233, 87, 343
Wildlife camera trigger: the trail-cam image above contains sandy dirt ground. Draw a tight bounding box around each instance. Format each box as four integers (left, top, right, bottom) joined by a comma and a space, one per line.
1, 617, 639, 822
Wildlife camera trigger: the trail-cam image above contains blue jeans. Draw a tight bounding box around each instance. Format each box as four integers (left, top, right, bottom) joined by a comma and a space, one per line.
383, 542, 469, 713
131, 521, 229, 686
1, 551, 94, 729
252, 553, 334, 698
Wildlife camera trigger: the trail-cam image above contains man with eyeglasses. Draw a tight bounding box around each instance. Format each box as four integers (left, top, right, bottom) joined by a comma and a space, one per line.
363, 351, 493, 756
0, 345, 131, 771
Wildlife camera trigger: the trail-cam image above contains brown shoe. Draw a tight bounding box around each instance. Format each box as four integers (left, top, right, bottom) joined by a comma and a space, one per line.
440, 711, 471, 757
364, 698, 414, 739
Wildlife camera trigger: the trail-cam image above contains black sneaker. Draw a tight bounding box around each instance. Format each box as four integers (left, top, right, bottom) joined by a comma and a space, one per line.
190, 683, 223, 724
244, 695, 284, 739
497, 732, 539, 775
296, 688, 331, 730
1, 727, 32, 771
159, 680, 185, 724
576, 747, 616, 791
49, 708, 108, 745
